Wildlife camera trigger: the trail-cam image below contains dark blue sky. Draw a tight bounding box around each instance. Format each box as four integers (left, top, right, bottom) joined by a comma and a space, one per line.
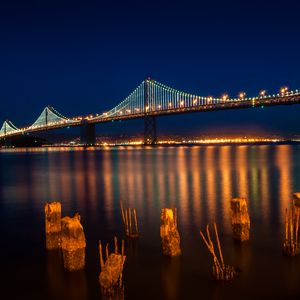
1, 0, 300, 136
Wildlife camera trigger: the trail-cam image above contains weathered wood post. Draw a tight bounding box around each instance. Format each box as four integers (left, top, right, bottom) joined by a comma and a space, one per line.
160, 208, 181, 256
61, 214, 86, 271
44, 202, 62, 250
120, 201, 139, 238
293, 193, 300, 207
283, 206, 300, 256
231, 198, 250, 241
99, 237, 126, 298
200, 223, 237, 281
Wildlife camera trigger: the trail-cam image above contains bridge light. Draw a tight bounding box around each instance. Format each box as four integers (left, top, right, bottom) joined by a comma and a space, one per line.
280, 86, 288, 94
259, 90, 266, 97
180, 100, 184, 107
239, 92, 246, 99
145, 105, 149, 111
193, 99, 197, 104
168, 102, 172, 107
158, 105, 161, 109
222, 94, 228, 101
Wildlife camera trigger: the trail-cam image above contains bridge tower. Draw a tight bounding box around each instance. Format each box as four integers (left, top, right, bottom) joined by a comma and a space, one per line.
80, 120, 96, 146
144, 78, 157, 145
1, 120, 12, 147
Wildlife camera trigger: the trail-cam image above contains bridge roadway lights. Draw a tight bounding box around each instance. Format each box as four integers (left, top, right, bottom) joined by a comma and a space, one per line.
144, 116, 157, 145
80, 121, 96, 146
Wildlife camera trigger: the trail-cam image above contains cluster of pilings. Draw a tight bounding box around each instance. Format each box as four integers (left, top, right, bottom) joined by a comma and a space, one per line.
44, 202, 127, 298
44, 192, 300, 296
44, 202, 86, 271
120, 202, 139, 238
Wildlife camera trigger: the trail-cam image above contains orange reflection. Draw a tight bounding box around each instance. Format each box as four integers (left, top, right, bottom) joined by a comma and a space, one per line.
205, 146, 217, 221
157, 149, 166, 207
177, 147, 189, 226
59, 151, 72, 205
86, 151, 97, 210
275, 145, 292, 223
236, 146, 248, 198
48, 152, 62, 201
103, 149, 114, 224
125, 150, 135, 208
219, 146, 232, 232
191, 147, 201, 227
259, 146, 270, 224
5, 145, 295, 234
74, 151, 86, 213
167, 147, 177, 207
133, 149, 143, 213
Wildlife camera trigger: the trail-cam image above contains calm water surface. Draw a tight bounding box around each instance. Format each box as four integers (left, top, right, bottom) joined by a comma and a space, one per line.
1, 145, 300, 300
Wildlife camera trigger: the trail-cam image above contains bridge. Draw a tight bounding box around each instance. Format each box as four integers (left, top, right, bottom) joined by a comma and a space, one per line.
1, 79, 300, 145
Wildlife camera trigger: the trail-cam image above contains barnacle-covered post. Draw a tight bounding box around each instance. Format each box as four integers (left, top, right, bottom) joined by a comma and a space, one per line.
160, 208, 181, 256
61, 214, 86, 271
231, 198, 250, 241
44, 202, 62, 250
99, 237, 126, 299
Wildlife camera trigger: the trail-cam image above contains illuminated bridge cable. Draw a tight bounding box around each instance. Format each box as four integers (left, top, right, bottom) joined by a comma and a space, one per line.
0, 120, 19, 136
98, 81, 146, 118
29, 106, 75, 128
1, 79, 300, 139
96, 79, 235, 119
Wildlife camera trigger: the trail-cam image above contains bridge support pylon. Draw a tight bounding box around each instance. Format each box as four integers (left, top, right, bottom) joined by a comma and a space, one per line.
80, 121, 96, 146
144, 115, 157, 145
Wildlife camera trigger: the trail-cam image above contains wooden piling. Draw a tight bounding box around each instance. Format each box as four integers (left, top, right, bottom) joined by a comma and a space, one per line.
200, 223, 236, 281
160, 208, 181, 256
231, 198, 250, 241
61, 214, 86, 271
120, 201, 139, 238
293, 193, 300, 207
44, 202, 62, 250
283, 206, 300, 256
99, 237, 126, 298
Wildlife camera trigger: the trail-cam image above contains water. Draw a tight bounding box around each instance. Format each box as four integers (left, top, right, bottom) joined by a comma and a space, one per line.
1, 145, 300, 300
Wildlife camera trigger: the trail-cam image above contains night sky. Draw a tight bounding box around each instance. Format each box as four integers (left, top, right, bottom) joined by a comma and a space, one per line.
1, 0, 300, 137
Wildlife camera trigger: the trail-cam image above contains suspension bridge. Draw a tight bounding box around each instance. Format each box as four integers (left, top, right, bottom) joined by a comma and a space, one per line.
1, 78, 300, 145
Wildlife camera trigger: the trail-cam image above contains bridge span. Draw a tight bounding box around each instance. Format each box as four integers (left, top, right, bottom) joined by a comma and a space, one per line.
1, 79, 300, 145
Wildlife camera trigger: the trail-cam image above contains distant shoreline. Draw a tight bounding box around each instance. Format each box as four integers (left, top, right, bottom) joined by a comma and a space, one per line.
2, 140, 300, 149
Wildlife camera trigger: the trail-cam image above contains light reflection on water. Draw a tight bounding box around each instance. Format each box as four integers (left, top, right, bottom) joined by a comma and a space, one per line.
1, 145, 300, 299
0, 145, 298, 226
